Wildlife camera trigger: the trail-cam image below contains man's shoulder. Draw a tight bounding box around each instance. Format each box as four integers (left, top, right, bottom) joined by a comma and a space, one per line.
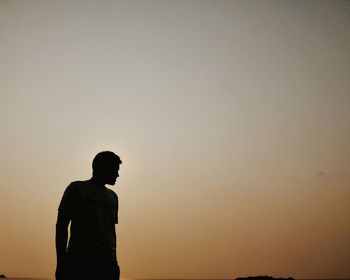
59, 181, 89, 211
67, 180, 88, 188
107, 188, 118, 199
65, 180, 90, 194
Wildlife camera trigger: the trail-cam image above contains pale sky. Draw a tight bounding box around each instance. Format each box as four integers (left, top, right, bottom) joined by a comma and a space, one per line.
0, 0, 350, 279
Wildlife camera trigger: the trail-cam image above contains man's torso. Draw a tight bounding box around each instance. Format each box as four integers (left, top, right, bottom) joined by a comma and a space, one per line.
59, 180, 118, 262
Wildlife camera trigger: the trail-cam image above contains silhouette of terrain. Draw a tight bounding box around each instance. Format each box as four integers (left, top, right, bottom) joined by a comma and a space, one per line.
236, 276, 295, 280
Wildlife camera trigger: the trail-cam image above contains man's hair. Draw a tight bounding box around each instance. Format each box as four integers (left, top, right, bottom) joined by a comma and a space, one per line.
92, 151, 122, 172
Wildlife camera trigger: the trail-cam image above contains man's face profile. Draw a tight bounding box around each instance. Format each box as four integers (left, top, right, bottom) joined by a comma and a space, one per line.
96, 163, 120, 185
105, 163, 120, 185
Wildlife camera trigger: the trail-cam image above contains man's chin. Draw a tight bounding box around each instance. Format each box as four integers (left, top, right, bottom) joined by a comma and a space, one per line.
107, 180, 116, 186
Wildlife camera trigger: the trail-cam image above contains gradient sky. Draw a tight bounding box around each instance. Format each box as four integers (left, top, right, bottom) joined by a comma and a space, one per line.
1, 0, 350, 279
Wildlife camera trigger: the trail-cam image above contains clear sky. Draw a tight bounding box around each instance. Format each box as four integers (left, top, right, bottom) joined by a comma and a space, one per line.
0, 0, 349, 279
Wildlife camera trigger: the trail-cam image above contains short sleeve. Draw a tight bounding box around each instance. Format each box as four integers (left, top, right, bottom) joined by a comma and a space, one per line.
58, 182, 78, 214
109, 190, 119, 224
115, 194, 119, 224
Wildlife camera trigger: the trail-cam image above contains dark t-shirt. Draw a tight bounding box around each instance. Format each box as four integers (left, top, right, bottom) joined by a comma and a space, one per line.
58, 180, 118, 263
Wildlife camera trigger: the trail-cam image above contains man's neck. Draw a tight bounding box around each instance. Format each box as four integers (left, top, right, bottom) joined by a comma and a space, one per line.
90, 176, 106, 188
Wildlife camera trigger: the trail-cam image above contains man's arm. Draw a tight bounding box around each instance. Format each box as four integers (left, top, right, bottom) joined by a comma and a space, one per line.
56, 210, 70, 270
55, 210, 70, 263
55, 210, 70, 280
56, 182, 76, 264
55, 183, 77, 280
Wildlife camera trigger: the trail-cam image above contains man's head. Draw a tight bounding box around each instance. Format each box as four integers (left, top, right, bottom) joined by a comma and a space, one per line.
92, 151, 122, 185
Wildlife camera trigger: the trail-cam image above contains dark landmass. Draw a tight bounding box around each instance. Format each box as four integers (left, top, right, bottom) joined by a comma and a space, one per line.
236, 276, 294, 280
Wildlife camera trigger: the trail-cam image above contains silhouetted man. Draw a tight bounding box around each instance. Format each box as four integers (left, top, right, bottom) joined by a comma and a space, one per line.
56, 151, 122, 280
